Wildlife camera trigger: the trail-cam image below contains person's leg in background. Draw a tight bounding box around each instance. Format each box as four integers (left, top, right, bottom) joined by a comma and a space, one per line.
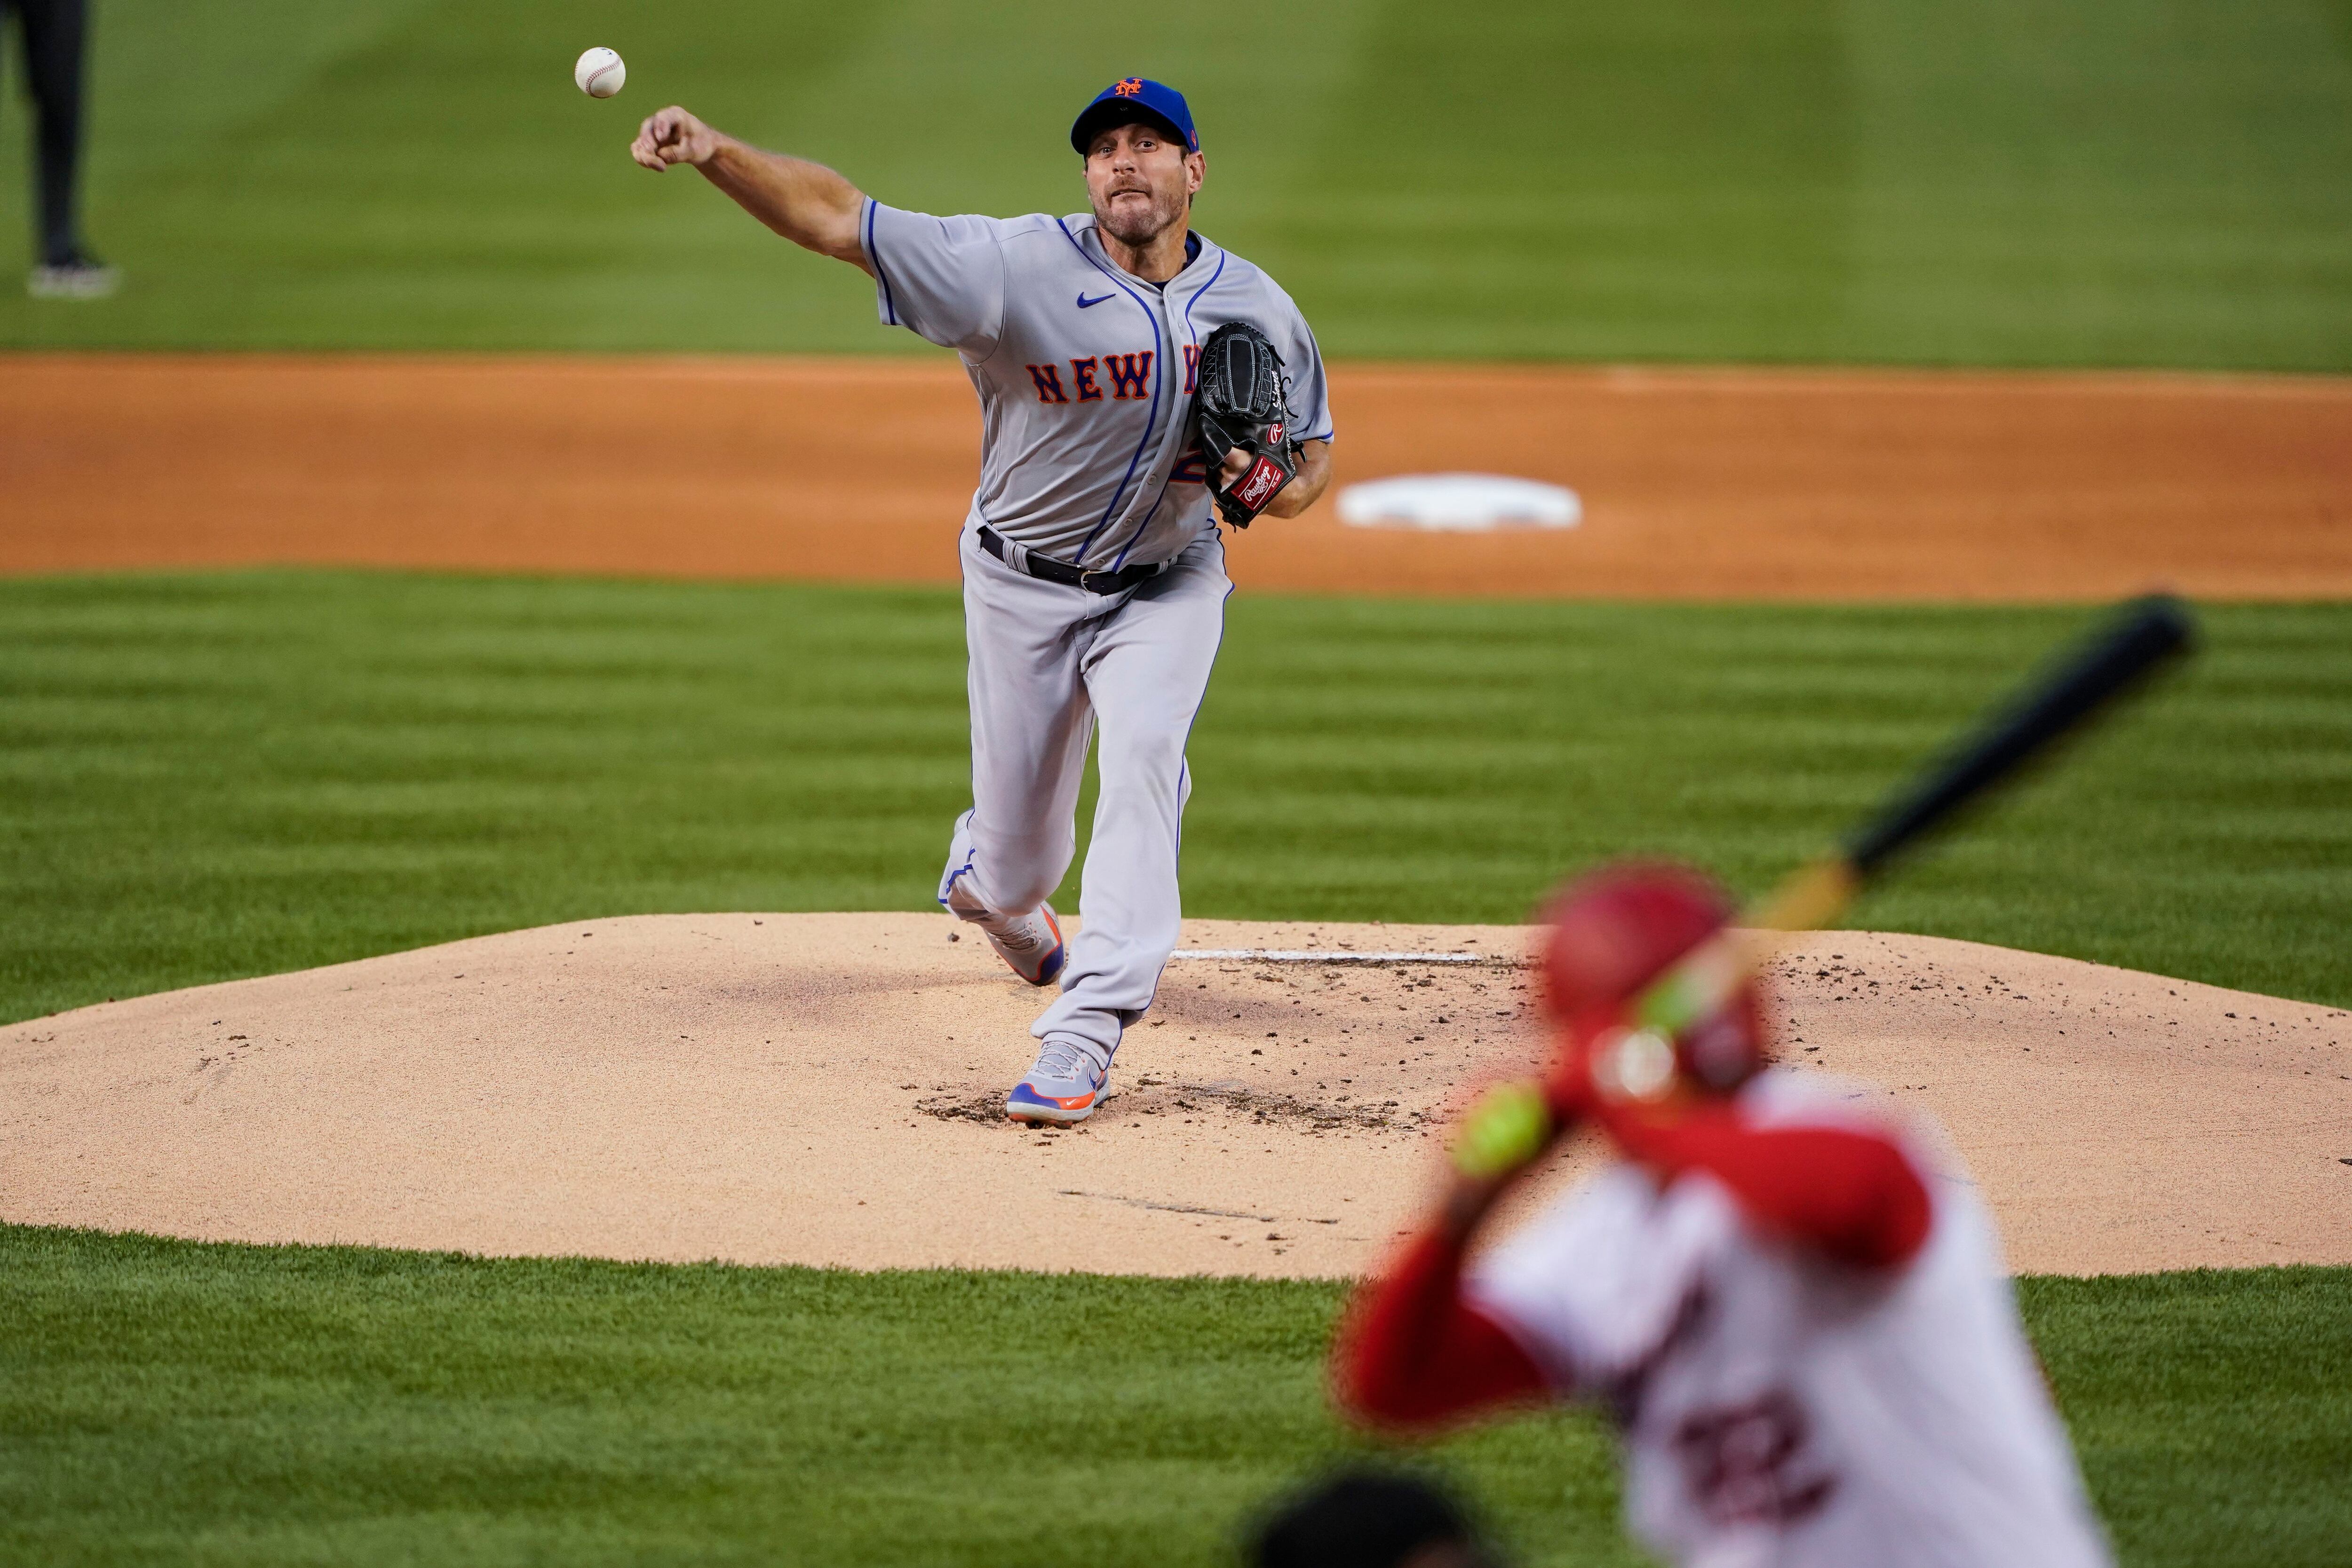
13, 0, 116, 298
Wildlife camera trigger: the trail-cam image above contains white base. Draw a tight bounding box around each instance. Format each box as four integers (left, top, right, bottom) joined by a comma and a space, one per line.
1336, 472, 1581, 532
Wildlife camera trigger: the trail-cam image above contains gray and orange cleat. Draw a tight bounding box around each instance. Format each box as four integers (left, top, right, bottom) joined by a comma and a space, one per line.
1006, 1035, 1112, 1125
984, 903, 1066, 987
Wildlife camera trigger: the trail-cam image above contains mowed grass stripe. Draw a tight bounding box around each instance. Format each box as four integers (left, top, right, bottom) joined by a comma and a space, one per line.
1, 1225, 2345, 1567
3, 575, 2348, 1024
0, 0, 2347, 366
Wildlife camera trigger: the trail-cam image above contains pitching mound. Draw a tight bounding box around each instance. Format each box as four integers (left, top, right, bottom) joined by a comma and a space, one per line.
3, 915, 2345, 1278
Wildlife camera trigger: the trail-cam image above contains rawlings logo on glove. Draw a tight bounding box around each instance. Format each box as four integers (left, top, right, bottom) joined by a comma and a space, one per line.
1193, 320, 1301, 528
1231, 455, 1290, 512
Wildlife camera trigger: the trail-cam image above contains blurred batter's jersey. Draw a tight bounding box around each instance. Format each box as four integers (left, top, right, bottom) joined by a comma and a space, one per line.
859, 202, 1333, 571
1469, 1071, 2111, 1568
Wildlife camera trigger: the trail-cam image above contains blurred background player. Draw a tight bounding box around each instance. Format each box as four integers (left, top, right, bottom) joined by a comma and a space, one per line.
1333, 863, 2112, 1568
5, 0, 115, 298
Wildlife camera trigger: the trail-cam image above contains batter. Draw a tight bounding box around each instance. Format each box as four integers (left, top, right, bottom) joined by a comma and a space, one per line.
630, 79, 1334, 1123
1336, 864, 2112, 1567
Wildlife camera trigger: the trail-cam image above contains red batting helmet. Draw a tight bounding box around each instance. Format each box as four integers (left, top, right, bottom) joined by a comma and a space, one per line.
1538, 862, 1767, 1112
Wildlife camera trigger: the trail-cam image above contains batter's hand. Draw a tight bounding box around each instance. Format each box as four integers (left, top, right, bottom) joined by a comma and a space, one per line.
632, 106, 724, 172
1452, 1079, 1556, 1181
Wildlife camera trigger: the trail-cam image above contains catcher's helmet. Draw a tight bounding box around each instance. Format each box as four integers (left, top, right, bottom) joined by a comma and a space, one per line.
1539, 862, 1766, 1107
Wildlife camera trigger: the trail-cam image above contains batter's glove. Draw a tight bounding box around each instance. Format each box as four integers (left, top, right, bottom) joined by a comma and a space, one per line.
1451, 1079, 1557, 1181
1194, 321, 1302, 528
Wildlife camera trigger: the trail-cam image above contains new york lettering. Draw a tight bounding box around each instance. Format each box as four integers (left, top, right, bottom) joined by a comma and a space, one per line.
1025, 351, 1157, 405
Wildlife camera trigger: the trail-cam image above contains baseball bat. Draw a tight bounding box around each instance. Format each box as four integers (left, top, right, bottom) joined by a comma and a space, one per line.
1638, 595, 2197, 1034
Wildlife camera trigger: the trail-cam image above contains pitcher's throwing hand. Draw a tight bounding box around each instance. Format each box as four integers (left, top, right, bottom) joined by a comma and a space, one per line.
631, 106, 723, 171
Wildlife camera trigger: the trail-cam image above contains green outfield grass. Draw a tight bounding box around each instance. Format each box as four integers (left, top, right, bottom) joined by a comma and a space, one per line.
2, 1225, 2345, 1567
1, 0, 2349, 367
3, 573, 2348, 1025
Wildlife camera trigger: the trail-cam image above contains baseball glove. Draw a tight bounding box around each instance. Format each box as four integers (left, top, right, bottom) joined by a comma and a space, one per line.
1193, 321, 1301, 528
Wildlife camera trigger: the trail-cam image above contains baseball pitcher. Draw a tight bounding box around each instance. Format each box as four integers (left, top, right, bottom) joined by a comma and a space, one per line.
631, 78, 1334, 1124
1334, 863, 2113, 1568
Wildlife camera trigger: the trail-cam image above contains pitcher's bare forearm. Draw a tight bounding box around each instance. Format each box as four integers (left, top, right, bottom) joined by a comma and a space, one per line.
631, 106, 870, 274
1213, 437, 1332, 521
1264, 439, 1333, 520
699, 142, 869, 271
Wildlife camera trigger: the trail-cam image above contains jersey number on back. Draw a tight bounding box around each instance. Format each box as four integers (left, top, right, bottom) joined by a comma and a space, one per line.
1672, 1391, 1838, 1527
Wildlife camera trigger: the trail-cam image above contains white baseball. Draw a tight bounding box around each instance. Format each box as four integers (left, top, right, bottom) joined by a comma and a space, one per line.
574, 47, 625, 99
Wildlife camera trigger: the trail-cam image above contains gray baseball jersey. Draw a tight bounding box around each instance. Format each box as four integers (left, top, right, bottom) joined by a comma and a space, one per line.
860, 200, 1334, 569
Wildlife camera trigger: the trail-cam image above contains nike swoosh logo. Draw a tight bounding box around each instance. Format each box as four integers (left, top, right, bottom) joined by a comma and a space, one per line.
1076, 292, 1115, 309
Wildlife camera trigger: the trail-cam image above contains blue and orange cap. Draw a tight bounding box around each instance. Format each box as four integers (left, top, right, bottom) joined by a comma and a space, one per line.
1071, 78, 1198, 155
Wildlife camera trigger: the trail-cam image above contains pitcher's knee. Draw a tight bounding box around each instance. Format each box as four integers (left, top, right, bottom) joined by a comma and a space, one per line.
1099, 729, 1189, 790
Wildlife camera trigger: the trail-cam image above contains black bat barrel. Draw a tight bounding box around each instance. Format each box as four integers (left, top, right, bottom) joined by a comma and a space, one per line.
1844, 594, 2197, 877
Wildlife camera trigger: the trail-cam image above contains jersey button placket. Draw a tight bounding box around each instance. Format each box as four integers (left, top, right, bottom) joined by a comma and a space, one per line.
1107, 293, 1177, 570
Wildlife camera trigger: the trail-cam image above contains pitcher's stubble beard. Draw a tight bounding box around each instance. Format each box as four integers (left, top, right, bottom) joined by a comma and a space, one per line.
1095, 186, 1186, 250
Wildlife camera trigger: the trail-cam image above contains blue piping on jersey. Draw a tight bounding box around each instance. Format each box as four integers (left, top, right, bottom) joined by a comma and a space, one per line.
1058, 219, 1166, 568
1295, 318, 1335, 444
865, 200, 900, 327
1109, 247, 1229, 571
1111, 486, 1171, 571
1179, 247, 1229, 363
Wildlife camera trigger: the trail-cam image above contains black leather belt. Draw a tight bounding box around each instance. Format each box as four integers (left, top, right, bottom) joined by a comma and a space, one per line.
978, 525, 1169, 595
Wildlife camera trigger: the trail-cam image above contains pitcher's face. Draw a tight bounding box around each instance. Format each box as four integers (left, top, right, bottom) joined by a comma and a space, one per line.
1084, 120, 1203, 247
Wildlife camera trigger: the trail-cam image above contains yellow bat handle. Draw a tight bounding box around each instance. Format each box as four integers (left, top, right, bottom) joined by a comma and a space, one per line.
1630, 858, 1864, 1037
1742, 855, 1863, 934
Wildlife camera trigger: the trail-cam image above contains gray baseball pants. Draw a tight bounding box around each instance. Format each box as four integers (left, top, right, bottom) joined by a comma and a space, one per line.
938, 525, 1232, 1061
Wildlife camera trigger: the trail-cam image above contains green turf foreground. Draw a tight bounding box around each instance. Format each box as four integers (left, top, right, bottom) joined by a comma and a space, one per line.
1, 0, 2350, 368
3, 574, 2349, 1025
0, 1226, 2344, 1567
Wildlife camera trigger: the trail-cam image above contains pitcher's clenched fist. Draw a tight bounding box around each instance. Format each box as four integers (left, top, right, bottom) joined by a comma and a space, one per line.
624, 106, 866, 264
631, 106, 723, 171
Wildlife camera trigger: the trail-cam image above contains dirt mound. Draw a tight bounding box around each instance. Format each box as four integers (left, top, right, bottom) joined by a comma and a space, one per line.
7, 355, 2348, 599
2, 915, 2345, 1277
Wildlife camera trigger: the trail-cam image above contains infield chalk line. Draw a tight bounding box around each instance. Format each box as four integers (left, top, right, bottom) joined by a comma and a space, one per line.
1167, 949, 1498, 964
1057, 1189, 1277, 1222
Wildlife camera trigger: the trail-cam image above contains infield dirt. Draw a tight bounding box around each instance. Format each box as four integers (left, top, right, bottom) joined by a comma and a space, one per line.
7, 355, 2349, 599
10, 356, 2349, 1279
5, 913, 2346, 1280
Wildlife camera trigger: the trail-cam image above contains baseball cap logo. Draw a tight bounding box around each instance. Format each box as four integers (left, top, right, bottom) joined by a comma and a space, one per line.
1072, 78, 1199, 155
